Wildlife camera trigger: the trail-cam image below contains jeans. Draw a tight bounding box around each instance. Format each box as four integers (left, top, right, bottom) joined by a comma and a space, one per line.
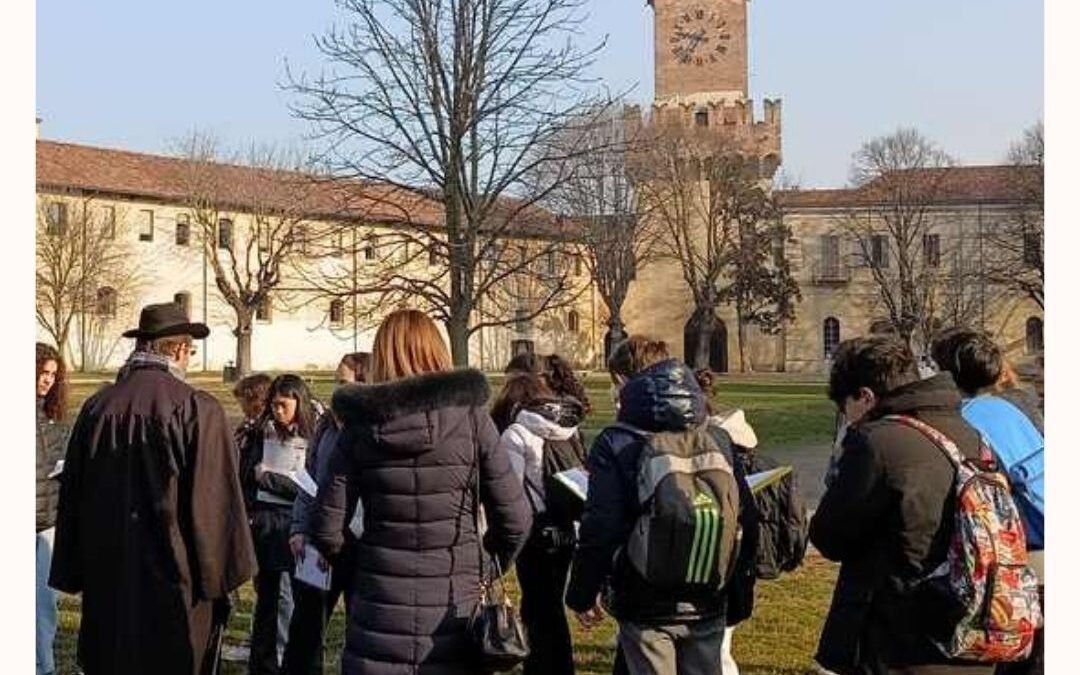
618, 615, 726, 675
36, 529, 57, 675
515, 534, 576, 675
720, 627, 739, 675
250, 572, 296, 675
281, 568, 348, 675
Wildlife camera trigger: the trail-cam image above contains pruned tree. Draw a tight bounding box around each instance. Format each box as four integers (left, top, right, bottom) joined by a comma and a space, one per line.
174, 133, 324, 376
983, 121, 1044, 308
836, 128, 955, 352
636, 129, 773, 369
537, 105, 659, 360
35, 196, 144, 370
286, 0, 608, 365
717, 212, 801, 372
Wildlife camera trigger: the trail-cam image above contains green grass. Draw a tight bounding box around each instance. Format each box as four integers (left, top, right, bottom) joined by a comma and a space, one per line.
56, 370, 839, 674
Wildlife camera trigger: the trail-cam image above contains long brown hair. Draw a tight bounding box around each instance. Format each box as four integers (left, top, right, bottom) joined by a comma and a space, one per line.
607, 335, 670, 381
337, 352, 373, 384
490, 372, 555, 434
36, 342, 67, 422
371, 309, 453, 383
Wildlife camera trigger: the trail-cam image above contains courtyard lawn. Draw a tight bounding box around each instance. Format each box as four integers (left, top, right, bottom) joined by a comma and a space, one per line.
57, 370, 839, 674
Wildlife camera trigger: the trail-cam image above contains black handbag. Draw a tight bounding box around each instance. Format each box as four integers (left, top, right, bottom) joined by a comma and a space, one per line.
465, 416, 530, 672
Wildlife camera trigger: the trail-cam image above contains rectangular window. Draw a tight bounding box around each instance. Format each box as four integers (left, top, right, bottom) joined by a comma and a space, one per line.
329, 299, 345, 327
546, 251, 557, 275
139, 210, 154, 242
820, 235, 840, 275
870, 235, 889, 268
364, 235, 377, 261
256, 295, 272, 322
175, 213, 191, 246
293, 225, 309, 257
174, 292, 192, 319
258, 226, 271, 253
923, 234, 941, 268
694, 110, 709, 128
100, 206, 116, 239
1023, 231, 1041, 267
574, 254, 584, 277
429, 241, 440, 266
45, 201, 68, 236
218, 218, 233, 250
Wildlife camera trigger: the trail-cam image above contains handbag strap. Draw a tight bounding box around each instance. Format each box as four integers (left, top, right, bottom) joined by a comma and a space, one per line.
469, 410, 509, 601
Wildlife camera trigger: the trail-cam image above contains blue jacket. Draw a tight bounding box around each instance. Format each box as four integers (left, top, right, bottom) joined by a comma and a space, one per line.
565, 358, 757, 623
962, 394, 1044, 549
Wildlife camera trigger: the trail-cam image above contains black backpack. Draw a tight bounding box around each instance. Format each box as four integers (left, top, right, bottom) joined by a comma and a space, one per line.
737, 449, 808, 579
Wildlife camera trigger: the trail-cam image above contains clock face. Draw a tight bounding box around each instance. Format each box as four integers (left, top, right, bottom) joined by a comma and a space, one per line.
669, 7, 731, 66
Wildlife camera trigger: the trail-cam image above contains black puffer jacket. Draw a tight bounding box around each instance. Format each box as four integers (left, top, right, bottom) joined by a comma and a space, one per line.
810, 373, 993, 675
565, 359, 758, 624
311, 369, 532, 675
36, 398, 69, 532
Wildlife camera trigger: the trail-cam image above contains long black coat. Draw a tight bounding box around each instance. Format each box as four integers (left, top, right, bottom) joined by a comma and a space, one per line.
311, 368, 532, 675
50, 362, 257, 675
810, 373, 993, 675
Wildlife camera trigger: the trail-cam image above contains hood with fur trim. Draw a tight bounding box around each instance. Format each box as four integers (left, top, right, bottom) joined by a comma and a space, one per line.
331, 368, 491, 456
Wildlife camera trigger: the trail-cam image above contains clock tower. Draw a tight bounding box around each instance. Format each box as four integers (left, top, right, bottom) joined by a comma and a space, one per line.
651, 0, 749, 104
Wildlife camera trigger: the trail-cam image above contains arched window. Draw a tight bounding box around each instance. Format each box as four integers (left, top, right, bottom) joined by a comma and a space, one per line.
175, 214, 191, 246
329, 299, 345, 327
823, 317, 841, 359
1026, 317, 1044, 354
173, 292, 192, 319
96, 287, 118, 318
567, 310, 580, 333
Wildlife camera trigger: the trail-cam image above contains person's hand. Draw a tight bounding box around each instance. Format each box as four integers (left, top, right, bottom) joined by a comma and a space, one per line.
289, 534, 306, 561
317, 555, 331, 572
254, 463, 266, 482
575, 602, 605, 630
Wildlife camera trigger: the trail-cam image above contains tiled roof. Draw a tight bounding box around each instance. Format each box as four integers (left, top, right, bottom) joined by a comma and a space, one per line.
777, 165, 1041, 209
36, 140, 572, 238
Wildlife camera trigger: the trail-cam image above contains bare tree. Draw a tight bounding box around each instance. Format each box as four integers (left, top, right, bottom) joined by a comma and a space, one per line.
174, 134, 323, 376
538, 105, 659, 360
982, 121, 1043, 308
836, 128, 955, 352
35, 196, 144, 370
286, 0, 608, 365
636, 129, 772, 369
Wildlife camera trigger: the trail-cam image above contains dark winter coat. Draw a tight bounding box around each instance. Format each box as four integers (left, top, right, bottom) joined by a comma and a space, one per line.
734, 449, 808, 580
310, 368, 532, 675
565, 358, 759, 624
238, 419, 311, 573
36, 398, 69, 532
290, 414, 339, 537
50, 361, 257, 675
810, 373, 993, 675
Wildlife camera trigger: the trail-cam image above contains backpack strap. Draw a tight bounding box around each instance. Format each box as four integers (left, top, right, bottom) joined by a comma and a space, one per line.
882, 414, 967, 468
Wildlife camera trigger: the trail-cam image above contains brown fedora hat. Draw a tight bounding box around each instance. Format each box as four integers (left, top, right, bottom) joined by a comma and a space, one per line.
123, 302, 210, 340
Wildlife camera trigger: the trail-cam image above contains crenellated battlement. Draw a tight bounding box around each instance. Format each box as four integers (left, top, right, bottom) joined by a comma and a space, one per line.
622, 97, 782, 177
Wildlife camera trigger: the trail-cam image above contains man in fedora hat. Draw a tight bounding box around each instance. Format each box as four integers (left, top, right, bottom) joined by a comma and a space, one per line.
51, 302, 257, 675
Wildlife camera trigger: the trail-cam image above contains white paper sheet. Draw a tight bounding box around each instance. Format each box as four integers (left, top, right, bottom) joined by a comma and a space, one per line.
261, 435, 307, 475
554, 468, 589, 501
47, 459, 64, 480
746, 466, 793, 494
295, 544, 332, 591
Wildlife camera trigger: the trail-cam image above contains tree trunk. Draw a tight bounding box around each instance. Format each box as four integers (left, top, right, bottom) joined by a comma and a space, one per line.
693, 309, 711, 370
604, 314, 627, 364
737, 315, 749, 374
234, 310, 254, 376
447, 311, 471, 368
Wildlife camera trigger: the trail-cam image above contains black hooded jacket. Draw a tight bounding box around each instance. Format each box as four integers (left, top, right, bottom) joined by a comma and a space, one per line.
810, 373, 993, 675
565, 359, 758, 624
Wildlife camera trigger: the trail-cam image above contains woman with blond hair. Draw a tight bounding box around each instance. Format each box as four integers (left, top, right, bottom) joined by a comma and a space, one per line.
310, 309, 532, 675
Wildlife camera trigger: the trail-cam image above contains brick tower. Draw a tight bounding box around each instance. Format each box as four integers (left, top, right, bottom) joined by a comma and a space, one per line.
639, 0, 781, 178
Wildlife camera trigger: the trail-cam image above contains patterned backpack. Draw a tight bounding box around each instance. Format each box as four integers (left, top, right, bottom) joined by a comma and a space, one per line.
885, 415, 1043, 662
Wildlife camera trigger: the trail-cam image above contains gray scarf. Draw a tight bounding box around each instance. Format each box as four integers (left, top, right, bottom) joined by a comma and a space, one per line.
118, 349, 186, 383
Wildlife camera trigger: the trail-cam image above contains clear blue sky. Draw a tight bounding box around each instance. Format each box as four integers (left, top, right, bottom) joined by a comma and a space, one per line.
36, 0, 1042, 188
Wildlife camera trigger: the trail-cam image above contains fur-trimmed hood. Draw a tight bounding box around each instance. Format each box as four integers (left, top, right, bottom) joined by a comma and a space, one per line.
332, 367, 491, 427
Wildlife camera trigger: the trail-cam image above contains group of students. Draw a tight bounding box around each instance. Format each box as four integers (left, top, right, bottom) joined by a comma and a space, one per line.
34, 298, 1044, 675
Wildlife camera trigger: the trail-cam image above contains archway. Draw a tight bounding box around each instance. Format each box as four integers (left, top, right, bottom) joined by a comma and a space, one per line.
683, 308, 728, 373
